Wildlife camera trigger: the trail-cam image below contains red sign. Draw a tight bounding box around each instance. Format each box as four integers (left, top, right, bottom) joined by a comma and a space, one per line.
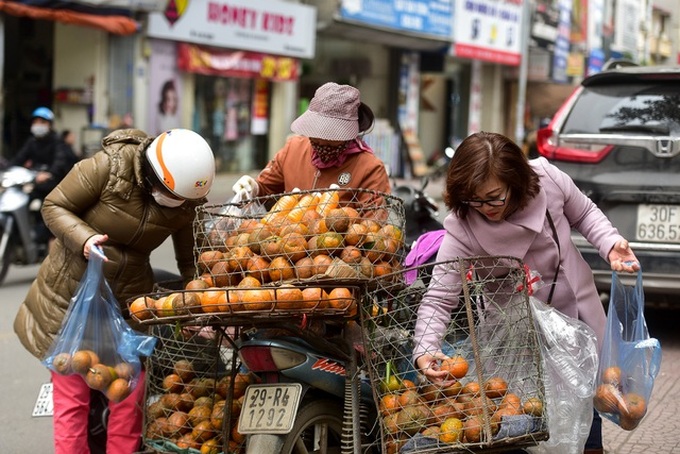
177, 43, 299, 81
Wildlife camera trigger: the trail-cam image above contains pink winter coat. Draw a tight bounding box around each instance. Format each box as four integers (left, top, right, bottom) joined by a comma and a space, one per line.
413, 157, 623, 360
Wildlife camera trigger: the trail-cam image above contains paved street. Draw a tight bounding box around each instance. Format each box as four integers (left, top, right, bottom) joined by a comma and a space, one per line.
0, 172, 677, 453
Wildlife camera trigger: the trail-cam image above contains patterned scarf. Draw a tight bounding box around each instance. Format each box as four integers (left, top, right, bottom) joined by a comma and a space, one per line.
311, 139, 371, 169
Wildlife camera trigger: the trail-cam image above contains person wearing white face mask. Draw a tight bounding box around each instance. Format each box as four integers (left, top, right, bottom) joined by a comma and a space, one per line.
4, 107, 78, 244
14, 128, 215, 454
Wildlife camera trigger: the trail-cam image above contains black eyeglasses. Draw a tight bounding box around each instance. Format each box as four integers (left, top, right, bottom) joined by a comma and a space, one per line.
462, 193, 508, 207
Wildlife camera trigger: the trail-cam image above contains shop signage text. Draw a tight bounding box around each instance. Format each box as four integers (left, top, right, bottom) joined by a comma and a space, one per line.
451, 0, 522, 66
339, 0, 452, 39
148, 0, 316, 59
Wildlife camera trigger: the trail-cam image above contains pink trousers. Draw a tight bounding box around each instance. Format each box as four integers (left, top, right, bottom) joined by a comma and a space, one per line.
51, 370, 145, 454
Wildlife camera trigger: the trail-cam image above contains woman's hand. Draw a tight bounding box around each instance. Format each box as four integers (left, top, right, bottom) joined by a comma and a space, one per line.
609, 239, 639, 273
84, 234, 109, 261
416, 352, 454, 385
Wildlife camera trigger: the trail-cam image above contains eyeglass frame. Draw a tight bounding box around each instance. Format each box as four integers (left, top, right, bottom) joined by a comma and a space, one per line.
461, 192, 508, 208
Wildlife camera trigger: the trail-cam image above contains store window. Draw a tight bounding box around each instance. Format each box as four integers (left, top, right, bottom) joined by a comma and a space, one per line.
195, 76, 264, 172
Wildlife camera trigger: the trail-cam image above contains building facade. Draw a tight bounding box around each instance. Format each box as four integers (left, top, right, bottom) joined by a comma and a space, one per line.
1, 0, 678, 177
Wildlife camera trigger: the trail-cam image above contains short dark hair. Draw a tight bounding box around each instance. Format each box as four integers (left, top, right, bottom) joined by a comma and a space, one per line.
443, 131, 540, 219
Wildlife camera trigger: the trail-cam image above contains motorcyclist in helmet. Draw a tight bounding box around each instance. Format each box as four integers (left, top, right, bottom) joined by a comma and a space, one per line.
13, 128, 215, 454
6, 107, 78, 244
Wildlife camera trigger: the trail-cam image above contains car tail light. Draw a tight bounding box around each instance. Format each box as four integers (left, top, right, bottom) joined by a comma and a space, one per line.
536, 128, 613, 163
239, 346, 306, 372
536, 86, 613, 163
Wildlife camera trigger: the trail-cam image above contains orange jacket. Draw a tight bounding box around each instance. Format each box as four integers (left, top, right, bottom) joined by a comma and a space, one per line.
256, 135, 390, 200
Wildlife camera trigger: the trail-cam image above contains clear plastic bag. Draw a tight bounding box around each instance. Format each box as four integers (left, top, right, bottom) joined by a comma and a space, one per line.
42, 247, 157, 402
202, 189, 267, 247
594, 270, 661, 431
527, 296, 599, 454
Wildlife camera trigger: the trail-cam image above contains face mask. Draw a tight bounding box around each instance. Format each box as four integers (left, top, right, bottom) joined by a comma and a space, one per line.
151, 188, 185, 208
310, 142, 348, 164
31, 124, 50, 138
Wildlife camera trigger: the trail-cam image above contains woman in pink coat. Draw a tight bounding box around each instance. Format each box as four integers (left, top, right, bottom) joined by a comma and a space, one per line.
413, 131, 639, 454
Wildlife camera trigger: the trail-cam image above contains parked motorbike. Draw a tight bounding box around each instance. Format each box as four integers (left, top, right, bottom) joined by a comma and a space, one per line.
236, 320, 379, 453
0, 166, 49, 284
426, 145, 455, 180
392, 176, 443, 250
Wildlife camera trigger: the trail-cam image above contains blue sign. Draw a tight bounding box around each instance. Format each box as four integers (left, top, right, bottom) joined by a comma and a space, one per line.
340, 0, 453, 39
588, 48, 605, 76
552, 0, 571, 83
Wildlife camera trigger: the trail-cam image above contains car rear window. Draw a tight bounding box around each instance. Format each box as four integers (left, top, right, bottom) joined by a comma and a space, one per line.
563, 83, 680, 135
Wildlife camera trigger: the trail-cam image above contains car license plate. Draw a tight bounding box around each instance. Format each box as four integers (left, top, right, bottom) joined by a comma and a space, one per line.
237, 383, 302, 434
636, 204, 680, 243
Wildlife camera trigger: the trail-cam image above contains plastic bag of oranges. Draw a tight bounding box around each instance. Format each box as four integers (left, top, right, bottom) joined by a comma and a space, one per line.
42, 247, 157, 402
594, 270, 661, 431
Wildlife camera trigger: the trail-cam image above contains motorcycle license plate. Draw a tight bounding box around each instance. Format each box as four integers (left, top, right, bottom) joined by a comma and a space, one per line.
237, 383, 303, 434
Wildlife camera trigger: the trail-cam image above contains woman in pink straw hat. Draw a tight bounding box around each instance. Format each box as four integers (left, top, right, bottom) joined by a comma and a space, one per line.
232, 82, 390, 202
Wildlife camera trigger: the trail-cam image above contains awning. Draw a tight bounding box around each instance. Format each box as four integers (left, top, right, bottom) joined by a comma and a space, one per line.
0, 0, 140, 35
320, 18, 451, 52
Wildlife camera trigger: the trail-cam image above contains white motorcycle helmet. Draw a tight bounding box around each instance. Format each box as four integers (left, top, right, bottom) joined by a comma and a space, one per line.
145, 129, 215, 200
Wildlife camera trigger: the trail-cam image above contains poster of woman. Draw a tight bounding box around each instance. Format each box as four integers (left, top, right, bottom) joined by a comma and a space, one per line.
148, 39, 183, 134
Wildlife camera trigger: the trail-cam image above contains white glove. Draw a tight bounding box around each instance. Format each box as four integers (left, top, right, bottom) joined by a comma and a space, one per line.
232, 175, 259, 198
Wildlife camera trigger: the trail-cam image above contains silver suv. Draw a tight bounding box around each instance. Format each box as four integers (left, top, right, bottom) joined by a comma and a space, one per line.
536, 64, 680, 306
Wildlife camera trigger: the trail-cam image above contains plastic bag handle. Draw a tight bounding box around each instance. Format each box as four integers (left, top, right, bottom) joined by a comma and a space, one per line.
90, 245, 107, 261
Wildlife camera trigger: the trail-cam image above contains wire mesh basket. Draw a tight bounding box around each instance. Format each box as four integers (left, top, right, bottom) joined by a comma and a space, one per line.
142, 325, 247, 453
192, 188, 406, 287
360, 256, 548, 453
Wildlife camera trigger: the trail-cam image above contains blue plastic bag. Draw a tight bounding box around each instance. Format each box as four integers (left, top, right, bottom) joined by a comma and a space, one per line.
594, 270, 661, 430
42, 247, 157, 402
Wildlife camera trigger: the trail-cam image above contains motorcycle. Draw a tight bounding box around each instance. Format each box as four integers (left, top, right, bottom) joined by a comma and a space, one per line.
236, 319, 379, 453
230, 179, 444, 453
0, 166, 49, 284
392, 176, 443, 250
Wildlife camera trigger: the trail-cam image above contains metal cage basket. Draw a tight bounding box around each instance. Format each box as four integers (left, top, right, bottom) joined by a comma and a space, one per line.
360, 256, 549, 453
126, 280, 365, 326
142, 325, 247, 453
192, 188, 406, 287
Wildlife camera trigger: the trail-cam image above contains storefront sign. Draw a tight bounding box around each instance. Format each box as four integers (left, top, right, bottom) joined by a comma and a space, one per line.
552, 0, 571, 83
72, 0, 166, 12
177, 43, 300, 81
451, 0, 523, 66
339, 0, 452, 39
251, 79, 269, 135
148, 0, 316, 59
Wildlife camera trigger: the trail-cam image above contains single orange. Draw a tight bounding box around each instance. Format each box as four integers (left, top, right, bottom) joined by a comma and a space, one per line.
460, 380, 481, 397
275, 284, 304, 310
294, 256, 315, 279
129, 296, 154, 320
439, 417, 463, 443
373, 261, 393, 277
327, 287, 355, 309
301, 287, 327, 309
440, 355, 469, 379
484, 376, 509, 398
344, 223, 368, 246
379, 394, 400, 416
238, 276, 262, 288
201, 288, 227, 313
312, 254, 333, 275
268, 256, 296, 282
601, 366, 623, 386
240, 288, 274, 311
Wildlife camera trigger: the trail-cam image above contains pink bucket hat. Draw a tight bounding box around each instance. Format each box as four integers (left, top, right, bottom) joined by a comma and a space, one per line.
290, 82, 360, 141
